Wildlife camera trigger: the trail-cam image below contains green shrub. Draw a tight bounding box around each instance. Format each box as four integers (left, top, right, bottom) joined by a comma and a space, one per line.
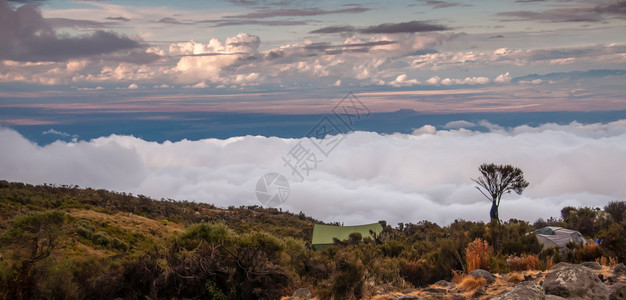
75, 219, 95, 239
604, 201, 625, 223
489, 254, 510, 274
110, 237, 129, 251
574, 243, 603, 263
331, 256, 365, 299
380, 240, 407, 258
205, 281, 227, 300
92, 231, 109, 246
399, 258, 432, 287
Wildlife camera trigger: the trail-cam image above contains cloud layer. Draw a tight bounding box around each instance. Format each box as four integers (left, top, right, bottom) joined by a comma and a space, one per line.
0, 0, 142, 62
2, 120, 625, 226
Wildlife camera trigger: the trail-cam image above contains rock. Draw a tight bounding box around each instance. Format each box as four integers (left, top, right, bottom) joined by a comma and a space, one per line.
582, 262, 603, 270
434, 279, 456, 288
468, 269, 495, 284
609, 283, 626, 300
545, 295, 567, 300
400, 288, 417, 294
472, 286, 487, 298
525, 274, 533, 281
422, 287, 446, 294
397, 296, 419, 300
549, 262, 572, 271
615, 263, 626, 276
608, 276, 619, 283
543, 264, 609, 299
494, 281, 545, 300
289, 288, 312, 299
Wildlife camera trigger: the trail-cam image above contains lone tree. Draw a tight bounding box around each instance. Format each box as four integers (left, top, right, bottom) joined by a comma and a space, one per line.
472, 163, 529, 222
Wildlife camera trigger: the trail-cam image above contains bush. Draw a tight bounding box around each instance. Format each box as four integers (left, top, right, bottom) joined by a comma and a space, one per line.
604, 201, 625, 223
399, 259, 432, 287
380, 240, 406, 258
92, 231, 109, 246
465, 238, 491, 272
574, 243, 603, 263
110, 238, 129, 251
488, 254, 510, 274
506, 254, 539, 271
597, 222, 626, 262
331, 257, 365, 299
75, 219, 95, 239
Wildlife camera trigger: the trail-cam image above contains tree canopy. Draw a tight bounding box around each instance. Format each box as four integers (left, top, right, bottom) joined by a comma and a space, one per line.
473, 163, 529, 222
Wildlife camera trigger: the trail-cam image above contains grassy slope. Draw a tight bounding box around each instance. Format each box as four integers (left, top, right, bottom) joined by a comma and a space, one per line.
0, 180, 319, 279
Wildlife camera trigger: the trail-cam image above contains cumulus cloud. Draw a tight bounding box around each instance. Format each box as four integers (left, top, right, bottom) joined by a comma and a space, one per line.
425, 75, 490, 85
2, 120, 625, 226
0, 0, 141, 61
41, 128, 71, 137
494, 72, 511, 83
443, 120, 476, 129
171, 33, 260, 83
389, 74, 420, 87
411, 44, 626, 71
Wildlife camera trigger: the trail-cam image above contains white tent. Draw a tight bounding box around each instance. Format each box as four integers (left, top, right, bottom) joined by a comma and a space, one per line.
534, 226, 588, 251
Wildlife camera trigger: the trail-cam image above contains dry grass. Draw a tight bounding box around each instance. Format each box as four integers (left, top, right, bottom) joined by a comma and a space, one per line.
458, 276, 487, 292
507, 254, 539, 271
506, 272, 525, 283
596, 256, 619, 268
545, 256, 554, 270
69, 208, 184, 238
451, 270, 465, 284
465, 238, 492, 272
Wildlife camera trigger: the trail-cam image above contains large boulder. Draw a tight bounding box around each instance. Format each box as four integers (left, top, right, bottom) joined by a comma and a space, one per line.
543, 264, 609, 299
615, 263, 626, 276
545, 295, 567, 300
609, 282, 626, 300
494, 281, 545, 300
582, 262, 603, 270
549, 262, 572, 271
468, 269, 495, 284
434, 280, 456, 288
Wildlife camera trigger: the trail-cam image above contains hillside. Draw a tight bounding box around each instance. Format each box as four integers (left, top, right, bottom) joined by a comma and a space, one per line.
0, 180, 624, 299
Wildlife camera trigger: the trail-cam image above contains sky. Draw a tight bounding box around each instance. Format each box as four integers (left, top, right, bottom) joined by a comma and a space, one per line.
1, 0, 625, 225
1, 0, 625, 115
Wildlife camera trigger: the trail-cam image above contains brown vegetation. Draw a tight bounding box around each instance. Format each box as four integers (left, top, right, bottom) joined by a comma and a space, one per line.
0, 180, 623, 299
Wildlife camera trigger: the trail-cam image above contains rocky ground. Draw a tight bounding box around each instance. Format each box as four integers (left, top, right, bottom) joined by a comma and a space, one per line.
284, 262, 626, 299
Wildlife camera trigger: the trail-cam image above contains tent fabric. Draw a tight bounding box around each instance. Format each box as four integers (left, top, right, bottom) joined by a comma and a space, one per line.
311, 223, 383, 250
534, 226, 588, 251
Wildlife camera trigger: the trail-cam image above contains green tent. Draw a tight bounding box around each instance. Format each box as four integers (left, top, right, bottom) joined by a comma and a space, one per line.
311, 223, 383, 250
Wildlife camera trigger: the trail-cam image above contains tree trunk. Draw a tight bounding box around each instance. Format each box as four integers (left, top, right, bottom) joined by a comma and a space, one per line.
489, 202, 499, 222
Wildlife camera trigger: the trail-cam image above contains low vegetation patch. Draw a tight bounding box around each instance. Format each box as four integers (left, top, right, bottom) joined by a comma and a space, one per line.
0, 180, 623, 299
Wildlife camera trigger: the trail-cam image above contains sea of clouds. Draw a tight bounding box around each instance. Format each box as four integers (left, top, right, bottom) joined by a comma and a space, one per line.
2, 120, 625, 226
